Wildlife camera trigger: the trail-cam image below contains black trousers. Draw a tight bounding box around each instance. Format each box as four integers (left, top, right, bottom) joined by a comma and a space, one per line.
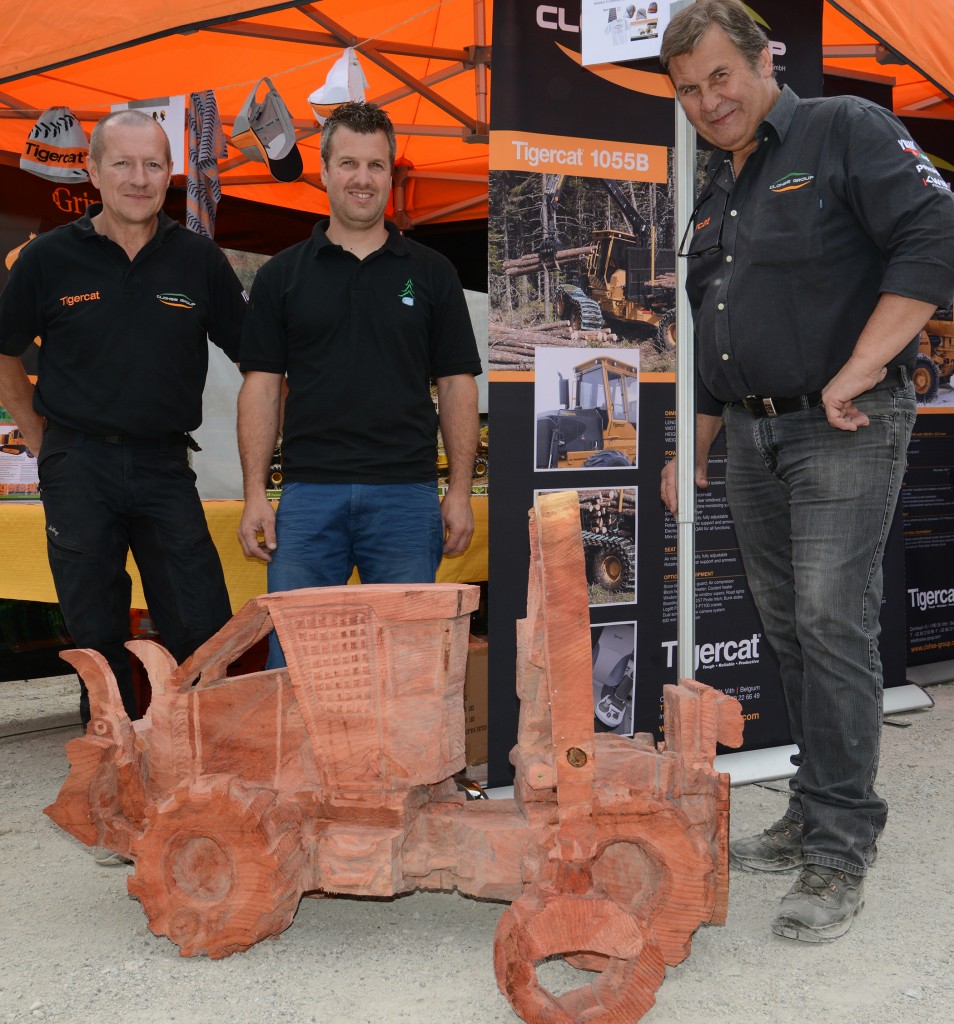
38, 423, 232, 724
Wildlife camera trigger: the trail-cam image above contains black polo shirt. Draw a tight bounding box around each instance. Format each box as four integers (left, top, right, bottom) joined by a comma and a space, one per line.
0, 206, 246, 436
240, 220, 482, 484
685, 86, 954, 414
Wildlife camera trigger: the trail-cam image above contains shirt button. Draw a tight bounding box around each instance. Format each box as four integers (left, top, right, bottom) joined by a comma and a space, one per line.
721, 353, 730, 361
725, 255, 733, 262
717, 302, 725, 310
730, 209, 738, 217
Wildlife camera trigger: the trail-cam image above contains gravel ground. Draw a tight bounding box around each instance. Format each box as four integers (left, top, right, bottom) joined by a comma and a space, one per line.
1, 674, 952, 1024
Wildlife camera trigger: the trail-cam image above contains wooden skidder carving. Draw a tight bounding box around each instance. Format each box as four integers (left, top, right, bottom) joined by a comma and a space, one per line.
46, 490, 743, 1022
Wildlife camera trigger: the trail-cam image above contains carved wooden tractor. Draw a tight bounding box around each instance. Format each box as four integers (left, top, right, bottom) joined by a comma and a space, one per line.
46, 490, 743, 1024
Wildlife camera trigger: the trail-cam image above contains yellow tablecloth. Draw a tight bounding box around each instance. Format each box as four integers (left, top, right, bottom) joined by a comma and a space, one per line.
0, 496, 488, 608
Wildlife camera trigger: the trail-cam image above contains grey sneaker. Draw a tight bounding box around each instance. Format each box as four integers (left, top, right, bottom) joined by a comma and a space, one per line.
730, 815, 804, 872
92, 846, 133, 867
772, 864, 865, 942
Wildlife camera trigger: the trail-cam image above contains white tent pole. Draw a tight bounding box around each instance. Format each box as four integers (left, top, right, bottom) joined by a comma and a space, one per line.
672, 0, 698, 682
472, 0, 489, 132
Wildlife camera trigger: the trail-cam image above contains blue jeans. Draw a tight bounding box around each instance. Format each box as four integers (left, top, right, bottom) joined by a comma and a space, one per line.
722, 382, 916, 875
265, 481, 445, 667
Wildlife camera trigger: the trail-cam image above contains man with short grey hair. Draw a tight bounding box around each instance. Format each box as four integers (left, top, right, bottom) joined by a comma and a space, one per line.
0, 109, 246, 746
660, 0, 954, 941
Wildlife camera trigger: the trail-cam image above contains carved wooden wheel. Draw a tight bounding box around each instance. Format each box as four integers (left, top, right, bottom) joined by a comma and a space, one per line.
128, 776, 303, 958
493, 882, 666, 1024
586, 827, 714, 966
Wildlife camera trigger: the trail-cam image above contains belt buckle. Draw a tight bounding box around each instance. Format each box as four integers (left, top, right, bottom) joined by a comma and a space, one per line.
746, 395, 778, 417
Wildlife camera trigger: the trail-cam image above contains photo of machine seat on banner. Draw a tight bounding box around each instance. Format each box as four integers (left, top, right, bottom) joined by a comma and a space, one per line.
484, 0, 905, 786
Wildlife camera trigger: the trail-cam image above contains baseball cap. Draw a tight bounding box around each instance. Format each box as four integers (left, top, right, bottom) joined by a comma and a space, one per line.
21, 107, 89, 182
308, 48, 369, 126
231, 78, 303, 183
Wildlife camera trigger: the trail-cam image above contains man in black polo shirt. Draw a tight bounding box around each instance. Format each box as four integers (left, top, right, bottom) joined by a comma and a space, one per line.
659, 1, 954, 942
237, 102, 480, 667
0, 110, 245, 731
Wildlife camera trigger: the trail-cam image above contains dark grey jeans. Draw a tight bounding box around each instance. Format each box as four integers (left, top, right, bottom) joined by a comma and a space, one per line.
723, 382, 916, 875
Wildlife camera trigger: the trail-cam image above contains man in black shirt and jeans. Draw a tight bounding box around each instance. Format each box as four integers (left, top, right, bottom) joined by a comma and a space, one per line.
659, 0, 954, 942
0, 110, 246, 744
237, 102, 481, 669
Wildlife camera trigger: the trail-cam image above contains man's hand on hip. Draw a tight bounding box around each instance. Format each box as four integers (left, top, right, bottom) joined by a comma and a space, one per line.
822, 363, 887, 431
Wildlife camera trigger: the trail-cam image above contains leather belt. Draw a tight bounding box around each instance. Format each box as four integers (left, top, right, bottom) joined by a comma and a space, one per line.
736, 365, 908, 419
44, 419, 201, 451
738, 393, 821, 417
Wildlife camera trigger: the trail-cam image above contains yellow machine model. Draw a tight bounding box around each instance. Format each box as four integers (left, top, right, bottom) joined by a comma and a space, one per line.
913, 304, 954, 403
542, 176, 676, 351
536, 356, 639, 469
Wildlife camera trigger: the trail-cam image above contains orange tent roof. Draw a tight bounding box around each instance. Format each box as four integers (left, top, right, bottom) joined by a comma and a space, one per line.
0, 1, 948, 226
824, 1, 954, 121
0, 0, 490, 226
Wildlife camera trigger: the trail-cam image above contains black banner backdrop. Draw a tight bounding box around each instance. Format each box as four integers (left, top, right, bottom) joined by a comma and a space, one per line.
485, 0, 919, 787
903, 406, 954, 667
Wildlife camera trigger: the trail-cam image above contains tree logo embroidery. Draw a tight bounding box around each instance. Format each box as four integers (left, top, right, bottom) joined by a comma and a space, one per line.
399, 279, 415, 306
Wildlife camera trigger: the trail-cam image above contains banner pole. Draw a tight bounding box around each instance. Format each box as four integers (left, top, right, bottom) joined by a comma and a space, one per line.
672, 0, 698, 683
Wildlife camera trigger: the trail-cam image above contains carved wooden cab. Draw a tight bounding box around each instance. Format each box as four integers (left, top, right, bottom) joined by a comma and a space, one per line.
46, 491, 743, 1022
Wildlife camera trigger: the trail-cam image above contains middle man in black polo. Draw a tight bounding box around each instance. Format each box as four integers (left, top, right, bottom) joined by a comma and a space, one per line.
237, 101, 481, 667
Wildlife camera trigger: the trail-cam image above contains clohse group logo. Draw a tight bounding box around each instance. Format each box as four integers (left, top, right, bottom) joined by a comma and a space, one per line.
156, 293, 196, 309
769, 172, 814, 192
535, 5, 578, 33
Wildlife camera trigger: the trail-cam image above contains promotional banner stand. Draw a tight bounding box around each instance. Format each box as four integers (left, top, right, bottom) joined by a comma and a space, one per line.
906, 662, 954, 687
713, 686, 932, 786
673, 0, 698, 684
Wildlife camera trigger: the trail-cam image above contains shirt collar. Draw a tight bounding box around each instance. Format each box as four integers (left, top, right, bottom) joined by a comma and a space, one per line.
760, 84, 800, 144
706, 84, 801, 188
73, 204, 178, 243
310, 219, 409, 257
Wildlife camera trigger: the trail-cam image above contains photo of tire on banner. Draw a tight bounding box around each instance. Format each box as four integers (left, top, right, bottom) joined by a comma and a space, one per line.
537, 485, 638, 606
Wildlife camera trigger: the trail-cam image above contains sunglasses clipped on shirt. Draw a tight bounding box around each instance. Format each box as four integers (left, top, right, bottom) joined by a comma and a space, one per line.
677, 186, 730, 259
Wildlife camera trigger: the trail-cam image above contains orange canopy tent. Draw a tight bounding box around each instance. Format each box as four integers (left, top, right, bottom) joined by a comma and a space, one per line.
0, 0, 490, 228
0, 0, 949, 228
823, 1, 954, 122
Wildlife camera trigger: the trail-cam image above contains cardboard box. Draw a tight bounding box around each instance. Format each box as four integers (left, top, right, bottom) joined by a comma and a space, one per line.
464, 637, 488, 766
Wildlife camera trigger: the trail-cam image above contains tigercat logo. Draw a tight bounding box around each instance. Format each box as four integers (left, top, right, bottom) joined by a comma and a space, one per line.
59, 291, 100, 307
156, 292, 196, 309
770, 173, 814, 193
908, 586, 954, 611
660, 633, 762, 671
